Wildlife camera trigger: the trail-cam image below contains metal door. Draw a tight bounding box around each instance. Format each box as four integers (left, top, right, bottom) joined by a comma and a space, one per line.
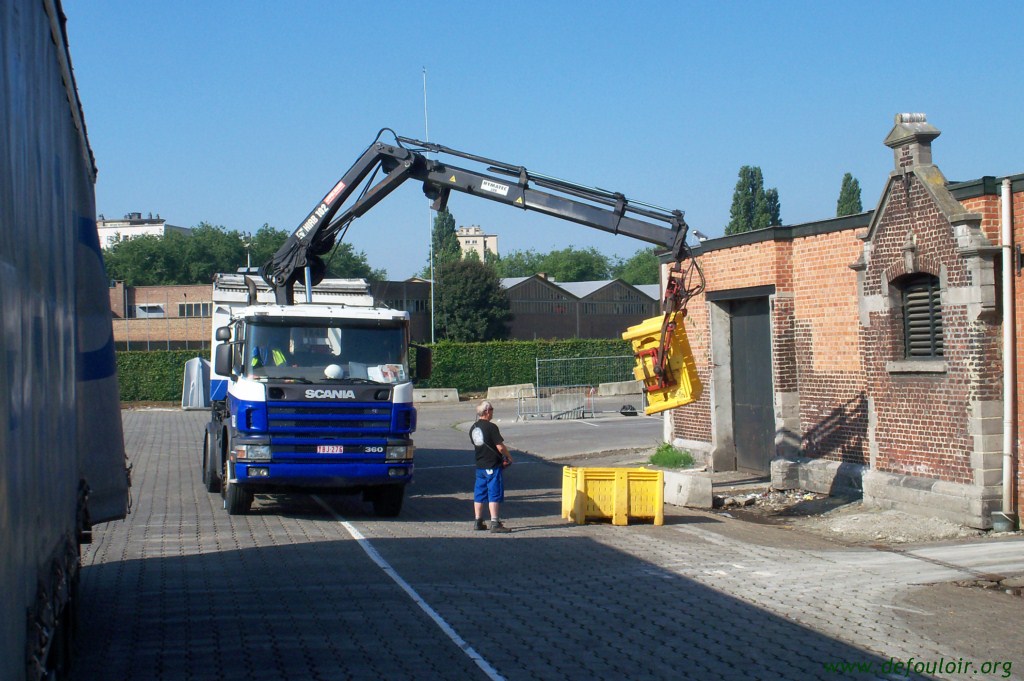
730, 298, 774, 473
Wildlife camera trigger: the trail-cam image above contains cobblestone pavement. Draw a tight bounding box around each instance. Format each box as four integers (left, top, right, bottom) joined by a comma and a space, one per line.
72, 407, 1023, 680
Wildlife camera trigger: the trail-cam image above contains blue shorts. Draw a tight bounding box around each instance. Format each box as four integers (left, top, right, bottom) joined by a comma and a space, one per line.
474, 468, 505, 503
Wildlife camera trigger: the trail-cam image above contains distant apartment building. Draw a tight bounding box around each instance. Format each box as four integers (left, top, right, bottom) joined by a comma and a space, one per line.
97, 212, 191, 249
455, 225, 498, 260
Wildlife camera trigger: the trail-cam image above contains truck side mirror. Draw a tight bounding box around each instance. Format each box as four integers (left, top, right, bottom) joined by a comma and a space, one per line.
214, 343, 234, 377
215, 326, 232, 341
413, 345, 432, 381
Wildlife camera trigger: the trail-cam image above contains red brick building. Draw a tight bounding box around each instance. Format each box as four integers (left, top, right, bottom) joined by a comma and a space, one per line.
669, 114, 1021, 529
109, 282, 211, 350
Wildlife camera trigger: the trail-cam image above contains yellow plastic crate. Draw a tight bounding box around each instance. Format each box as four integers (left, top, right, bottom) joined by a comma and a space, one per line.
562, 467, 664, 526
621, 311, 702, 415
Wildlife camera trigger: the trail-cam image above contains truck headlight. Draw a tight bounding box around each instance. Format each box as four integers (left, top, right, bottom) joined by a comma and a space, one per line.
235, 444, 272, 461
386, 445, 413, 461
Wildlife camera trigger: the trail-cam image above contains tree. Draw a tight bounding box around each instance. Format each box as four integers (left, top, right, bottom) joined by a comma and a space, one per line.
102, 222, 385, 285
247, 223, 289, 268
177, 223, 246, 283
104, 234, 178, 286
836, 173, 863, 216
538, 247, 612, 281
103, 223, 244, 285
420, 209, 460, 274
726, 166, 782, 234
491, 246, 611, 281
324, 241, 387, 281
764, 187, 781, 228
491, 249, 545, 278
435, 259, 510, 342
613, 247, 660, 285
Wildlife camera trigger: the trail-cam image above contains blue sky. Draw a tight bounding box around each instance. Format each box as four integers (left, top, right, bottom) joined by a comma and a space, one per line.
64, 1, 1024, 280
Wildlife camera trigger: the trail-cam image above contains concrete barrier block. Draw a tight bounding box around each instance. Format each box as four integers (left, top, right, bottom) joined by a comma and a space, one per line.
414, 388, 460, 403
771, 458, 802, 490
597, 380, 643, 396
663, 469, 712, 508
862, 469, 989, 528
772, 457, 863, 496
487, 384, 535, 400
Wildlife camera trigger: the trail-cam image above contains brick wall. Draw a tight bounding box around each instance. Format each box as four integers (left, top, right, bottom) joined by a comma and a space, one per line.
113, 317, 209, 348
791, 231, 866, 463
109, 282, 213, 347
670, 239, 785, 446
670, 225, 869, 464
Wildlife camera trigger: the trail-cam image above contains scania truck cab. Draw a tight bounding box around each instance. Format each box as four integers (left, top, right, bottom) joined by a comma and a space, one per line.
203, 274, 427, 516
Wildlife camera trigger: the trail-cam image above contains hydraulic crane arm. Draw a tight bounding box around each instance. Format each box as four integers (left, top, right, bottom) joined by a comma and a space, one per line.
261, 130, 695, 305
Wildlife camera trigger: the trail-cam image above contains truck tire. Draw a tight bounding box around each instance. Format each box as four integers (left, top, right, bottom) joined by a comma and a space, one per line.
202, 433, 220, 493
222, 461, 252, 515
372, 486, 404, 517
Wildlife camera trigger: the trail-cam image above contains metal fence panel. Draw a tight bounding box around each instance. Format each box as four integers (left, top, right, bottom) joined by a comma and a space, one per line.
517, 385, 595, 420
535, 355, 635, 391
517, 355, 640, 420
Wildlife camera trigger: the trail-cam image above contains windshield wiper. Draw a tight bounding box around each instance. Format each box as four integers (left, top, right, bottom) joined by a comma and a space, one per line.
324, 377, 381, 385
272, 376, 313, 384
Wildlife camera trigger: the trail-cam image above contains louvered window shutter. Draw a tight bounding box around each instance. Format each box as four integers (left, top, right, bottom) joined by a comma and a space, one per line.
901, 276, 943, 358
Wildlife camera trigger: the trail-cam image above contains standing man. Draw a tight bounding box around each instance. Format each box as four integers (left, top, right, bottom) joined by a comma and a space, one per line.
470, 400, 512, 533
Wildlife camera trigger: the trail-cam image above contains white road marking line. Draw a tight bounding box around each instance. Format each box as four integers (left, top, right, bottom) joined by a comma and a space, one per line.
875, 603, 932, 616
312, 495, 506, 681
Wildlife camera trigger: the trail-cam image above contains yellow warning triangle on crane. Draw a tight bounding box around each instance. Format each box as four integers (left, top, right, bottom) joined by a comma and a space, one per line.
449, 175, 457, 182
515, 197, 524, 205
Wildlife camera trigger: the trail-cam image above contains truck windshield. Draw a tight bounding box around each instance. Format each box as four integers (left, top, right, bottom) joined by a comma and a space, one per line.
246, 321, 408, 383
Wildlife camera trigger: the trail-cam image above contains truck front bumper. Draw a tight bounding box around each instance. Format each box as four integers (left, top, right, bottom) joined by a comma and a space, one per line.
233, 462, 413, 490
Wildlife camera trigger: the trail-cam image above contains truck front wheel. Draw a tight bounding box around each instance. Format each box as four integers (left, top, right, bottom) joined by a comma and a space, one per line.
222, 460, 253, 515
371, 486, 404, 517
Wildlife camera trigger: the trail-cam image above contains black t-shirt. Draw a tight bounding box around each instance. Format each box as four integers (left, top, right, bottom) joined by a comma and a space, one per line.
470, 419, 505, 469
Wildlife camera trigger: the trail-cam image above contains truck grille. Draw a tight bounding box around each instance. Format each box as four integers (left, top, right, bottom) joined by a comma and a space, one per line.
267, 400, 392, 460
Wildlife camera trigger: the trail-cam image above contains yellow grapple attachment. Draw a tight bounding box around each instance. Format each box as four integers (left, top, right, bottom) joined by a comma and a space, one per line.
621, 310, 702, 415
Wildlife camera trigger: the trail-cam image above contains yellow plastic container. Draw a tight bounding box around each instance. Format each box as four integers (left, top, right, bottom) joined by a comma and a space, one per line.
562, 467, 664, 526
621, 311, 702, 415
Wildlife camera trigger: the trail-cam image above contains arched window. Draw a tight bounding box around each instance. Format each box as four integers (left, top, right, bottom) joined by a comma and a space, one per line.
898, 274, 943, 358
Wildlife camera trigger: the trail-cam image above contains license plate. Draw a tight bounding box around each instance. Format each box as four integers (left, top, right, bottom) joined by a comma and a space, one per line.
317, 445, 344, 454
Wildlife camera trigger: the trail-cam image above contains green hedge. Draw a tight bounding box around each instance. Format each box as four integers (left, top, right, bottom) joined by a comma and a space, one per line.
117, 339, 633, 401
117, 350, 205, 402
419, 339, 632, 391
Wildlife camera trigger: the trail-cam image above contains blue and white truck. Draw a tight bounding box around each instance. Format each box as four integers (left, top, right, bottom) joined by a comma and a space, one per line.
203, 274, 429, 516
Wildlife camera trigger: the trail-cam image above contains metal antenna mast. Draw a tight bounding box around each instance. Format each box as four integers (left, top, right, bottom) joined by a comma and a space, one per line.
423, 67, 435, 343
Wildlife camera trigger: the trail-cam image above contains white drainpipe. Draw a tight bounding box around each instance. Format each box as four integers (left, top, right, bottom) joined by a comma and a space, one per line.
1000, 178, 1016, 524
